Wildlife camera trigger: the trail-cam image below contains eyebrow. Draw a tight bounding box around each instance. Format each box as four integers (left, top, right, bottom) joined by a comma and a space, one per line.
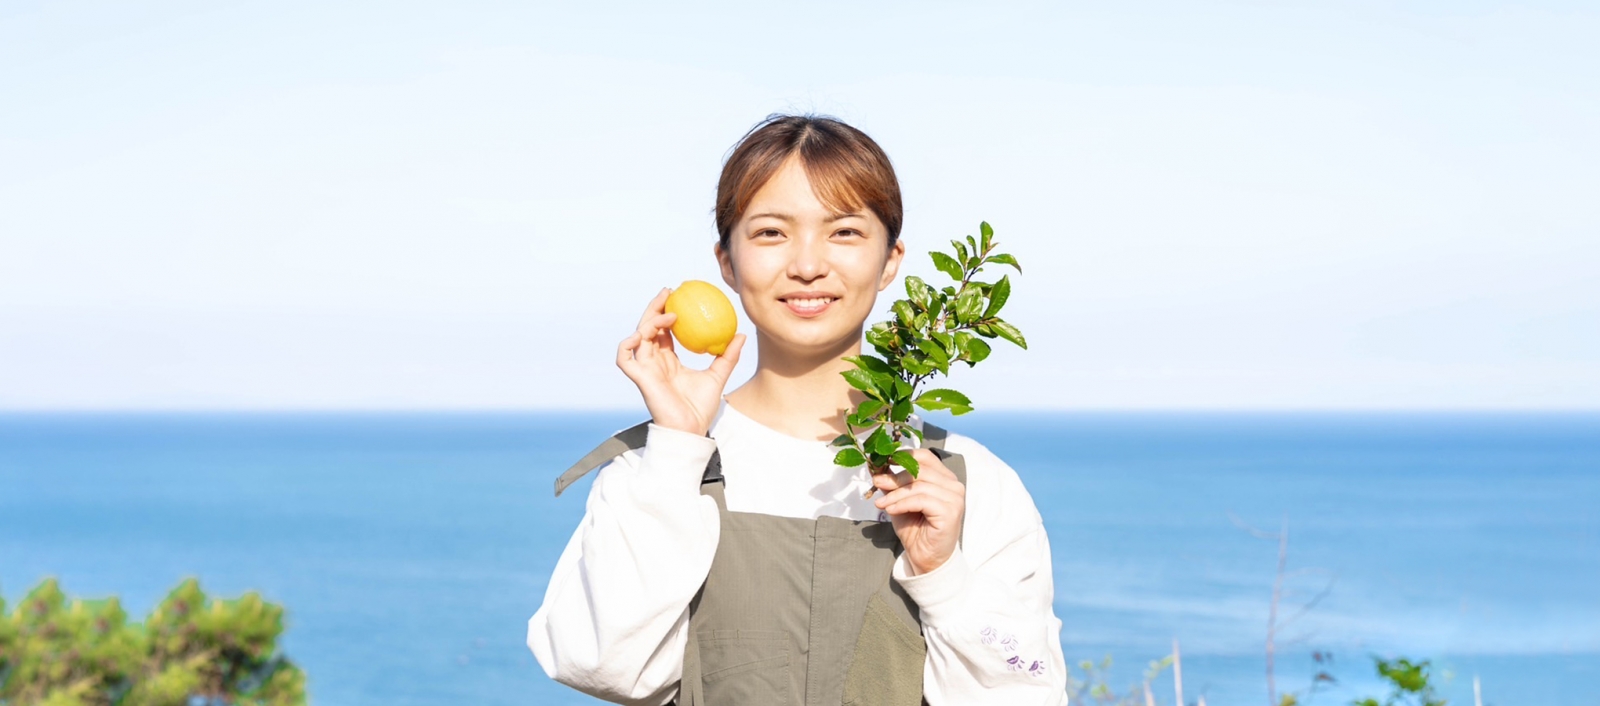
747, 212, 865, 223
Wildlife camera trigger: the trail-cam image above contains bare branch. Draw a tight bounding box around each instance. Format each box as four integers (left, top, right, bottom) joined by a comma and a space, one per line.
1227, 510, 1281, 540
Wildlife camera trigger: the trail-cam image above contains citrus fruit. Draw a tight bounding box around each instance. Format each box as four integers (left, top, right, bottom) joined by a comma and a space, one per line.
664, 280, 738, 355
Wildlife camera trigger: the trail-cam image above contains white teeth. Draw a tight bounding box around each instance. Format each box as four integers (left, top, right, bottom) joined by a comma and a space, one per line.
788, 297, 835, 309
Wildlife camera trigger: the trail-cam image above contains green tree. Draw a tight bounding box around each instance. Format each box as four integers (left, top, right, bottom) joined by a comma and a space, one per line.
0, 577, 306, 706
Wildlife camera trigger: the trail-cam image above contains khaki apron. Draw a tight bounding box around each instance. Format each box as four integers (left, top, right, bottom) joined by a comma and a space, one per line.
555, 421, 968, 706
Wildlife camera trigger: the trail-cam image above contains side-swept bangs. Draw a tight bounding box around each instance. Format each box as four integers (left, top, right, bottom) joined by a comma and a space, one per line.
715, 114, 903, 250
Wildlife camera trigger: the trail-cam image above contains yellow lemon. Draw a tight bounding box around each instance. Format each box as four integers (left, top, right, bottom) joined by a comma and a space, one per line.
665, 280, 738, 355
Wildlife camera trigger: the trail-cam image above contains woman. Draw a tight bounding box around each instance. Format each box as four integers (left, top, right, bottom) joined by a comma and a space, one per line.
528, 115, 1067, 705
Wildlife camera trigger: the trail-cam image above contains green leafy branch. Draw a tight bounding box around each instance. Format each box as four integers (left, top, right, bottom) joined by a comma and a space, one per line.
0, 577, 307, 706
1352, 657, 1448, 706
831, 221, 1027, 489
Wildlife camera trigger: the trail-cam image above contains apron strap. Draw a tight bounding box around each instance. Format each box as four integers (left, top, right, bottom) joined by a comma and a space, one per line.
553, 420, 727, 500
553, 420, 651, 497
920, 421, 968, 486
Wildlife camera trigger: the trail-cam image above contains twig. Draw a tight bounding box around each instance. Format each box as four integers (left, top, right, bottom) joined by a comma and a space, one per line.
1266, 514, 1287, 706
1173, 638, 1184, 706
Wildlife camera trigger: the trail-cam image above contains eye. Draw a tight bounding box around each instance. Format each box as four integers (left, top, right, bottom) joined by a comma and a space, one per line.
754, 228, 784, 239
833, 228, 863, 239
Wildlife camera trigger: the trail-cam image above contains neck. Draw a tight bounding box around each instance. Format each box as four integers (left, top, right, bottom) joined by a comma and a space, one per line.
725, 329, 872, 442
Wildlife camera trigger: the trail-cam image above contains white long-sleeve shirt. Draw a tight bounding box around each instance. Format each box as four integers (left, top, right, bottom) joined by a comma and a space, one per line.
527, 399, 1068, 705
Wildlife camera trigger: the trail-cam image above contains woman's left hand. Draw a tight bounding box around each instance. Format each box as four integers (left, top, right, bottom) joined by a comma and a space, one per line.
873, 448, 966, 576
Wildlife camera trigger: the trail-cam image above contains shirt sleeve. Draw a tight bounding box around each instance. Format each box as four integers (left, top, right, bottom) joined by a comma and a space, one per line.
892, 435, 1069, 705
526, 424, 722, 706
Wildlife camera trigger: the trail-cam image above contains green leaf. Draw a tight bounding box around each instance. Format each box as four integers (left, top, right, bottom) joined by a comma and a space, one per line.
855, 399, 886, 419
953, 287, 985, 323
950, 240, 969, 269
842, 369, 883, 399
984, 274, 1011, 318
914, 388, 972, 412
844, 355, 895, 375
980, 221, 994, 251
945, 333, 965, 362
930, 252, 964, 281
904, 276, 929, 309
963, 337, 991, 364
965, 235, 978, 258
892, 300, 916, 327
866, 321, 896, 350
831, 433, 853, 447
833, 447, 867, 467
867, 426, 899, 455
986, 253, 1021, 272
916, 338, 949, 366
893, 378, 913, 401
990, 319, 1028, 349
891, 399, 912, 422
891, 450, 920, 478
901, 354, 935, 375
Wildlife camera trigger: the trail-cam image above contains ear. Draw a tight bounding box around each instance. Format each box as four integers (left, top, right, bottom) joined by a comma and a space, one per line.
877, 238, 907, 291
716, 240, 736, 287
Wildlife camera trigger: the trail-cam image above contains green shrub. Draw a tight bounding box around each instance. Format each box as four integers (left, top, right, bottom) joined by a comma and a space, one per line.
1353, 656, 1446, 706
0, 577, 306, 706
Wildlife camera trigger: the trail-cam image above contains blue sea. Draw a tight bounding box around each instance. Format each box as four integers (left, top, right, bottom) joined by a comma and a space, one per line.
1, 412, 1596, 706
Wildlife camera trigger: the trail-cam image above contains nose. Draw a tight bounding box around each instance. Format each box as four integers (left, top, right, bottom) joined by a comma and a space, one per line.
787, 231, 830, 282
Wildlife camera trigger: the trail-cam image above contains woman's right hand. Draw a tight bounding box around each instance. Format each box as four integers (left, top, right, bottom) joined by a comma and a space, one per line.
616, 287, 747, 436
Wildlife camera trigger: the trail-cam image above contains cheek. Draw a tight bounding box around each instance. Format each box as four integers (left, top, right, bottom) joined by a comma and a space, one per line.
730, 250, 788, 296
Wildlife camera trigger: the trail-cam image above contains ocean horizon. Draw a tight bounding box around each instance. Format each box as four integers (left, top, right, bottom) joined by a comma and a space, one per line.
3, 410, 1596, 705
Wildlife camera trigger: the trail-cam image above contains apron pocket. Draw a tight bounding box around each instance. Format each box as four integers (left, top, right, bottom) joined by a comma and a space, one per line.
698, 630, 794, 706
842, 594, 926, 706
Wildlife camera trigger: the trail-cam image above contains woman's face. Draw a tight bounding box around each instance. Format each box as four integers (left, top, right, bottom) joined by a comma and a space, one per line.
717, 156, 905, 357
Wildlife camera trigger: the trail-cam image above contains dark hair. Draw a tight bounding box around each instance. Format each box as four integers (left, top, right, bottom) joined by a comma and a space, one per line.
714, 114, 903, 251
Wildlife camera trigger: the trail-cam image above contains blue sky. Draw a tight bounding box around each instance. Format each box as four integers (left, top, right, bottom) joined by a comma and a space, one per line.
1, 1, 1596, 410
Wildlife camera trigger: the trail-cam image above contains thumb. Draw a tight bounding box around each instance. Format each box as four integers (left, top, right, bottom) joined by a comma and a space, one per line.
707, 333, 746, 382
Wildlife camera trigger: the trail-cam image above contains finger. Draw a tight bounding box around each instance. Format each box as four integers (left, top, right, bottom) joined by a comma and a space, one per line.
874, 481, 961, 512
707, 333, 746, 382
616, 333, 649, 384
636, 287, 671, 330
637, 312, 677, 340
873, 469, 913, 492
653, 315, 679, 358
910, 448, 960, 485
880, 492, 959, 523
616, 332, 642, 367
634, 312, 677, 364
879, 479, 962, 514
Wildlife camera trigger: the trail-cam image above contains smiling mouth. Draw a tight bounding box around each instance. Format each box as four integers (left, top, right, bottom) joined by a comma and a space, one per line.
781, 296, 838, 316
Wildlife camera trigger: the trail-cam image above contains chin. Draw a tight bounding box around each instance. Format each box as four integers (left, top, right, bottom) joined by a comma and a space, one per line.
760, 323, 862, 355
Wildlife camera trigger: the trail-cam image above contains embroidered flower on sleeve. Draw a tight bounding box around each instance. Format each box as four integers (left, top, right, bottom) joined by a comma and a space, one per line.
1006, 655, 1025, 672
979, 626, 998, 645
1028, 660, 1046, 677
